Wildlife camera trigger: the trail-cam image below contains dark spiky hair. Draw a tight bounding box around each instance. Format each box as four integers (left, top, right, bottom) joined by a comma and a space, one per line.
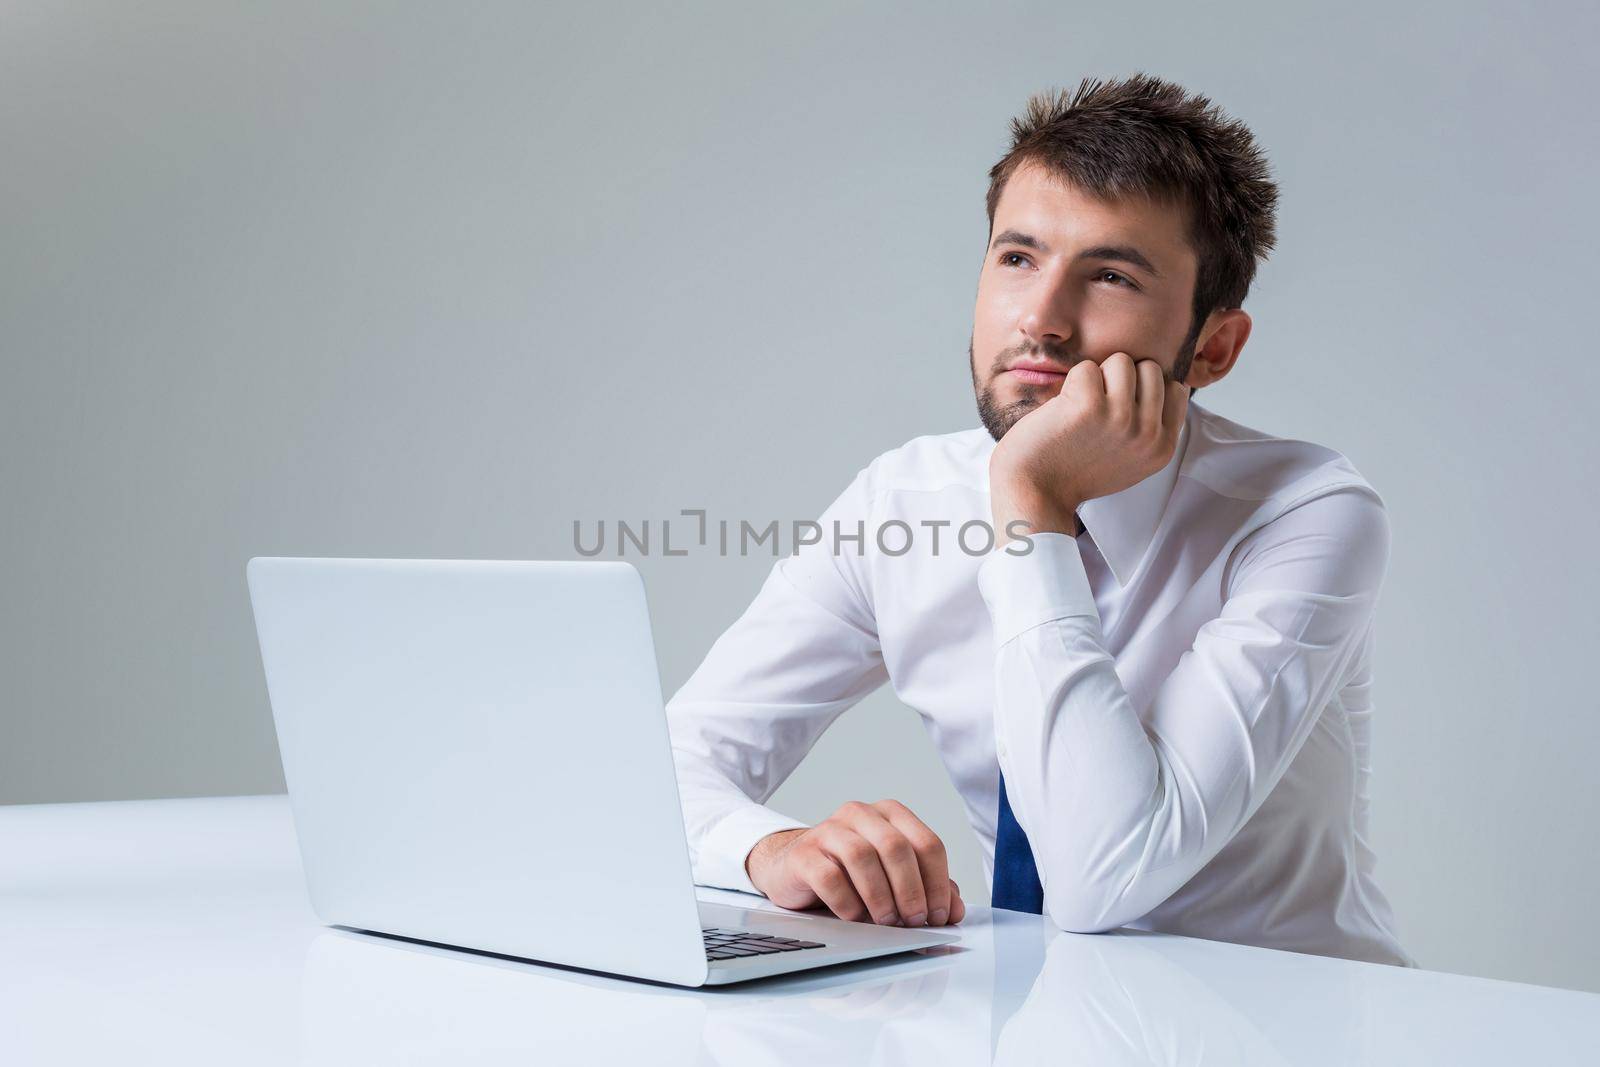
986, 73, 1279, 355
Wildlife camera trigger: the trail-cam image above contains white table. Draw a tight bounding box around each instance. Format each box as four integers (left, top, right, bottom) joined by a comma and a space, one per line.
4, 795, 1597, 1064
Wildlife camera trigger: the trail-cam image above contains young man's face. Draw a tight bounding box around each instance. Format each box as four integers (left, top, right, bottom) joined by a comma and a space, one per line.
971, 160, 1206, 441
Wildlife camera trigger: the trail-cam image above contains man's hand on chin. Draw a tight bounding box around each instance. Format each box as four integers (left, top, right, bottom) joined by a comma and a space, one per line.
990, 352, 1189, 545
744, 799, 966, 928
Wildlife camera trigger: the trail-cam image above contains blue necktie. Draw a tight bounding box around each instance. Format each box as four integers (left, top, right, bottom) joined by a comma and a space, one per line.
991, 766, 1044, 913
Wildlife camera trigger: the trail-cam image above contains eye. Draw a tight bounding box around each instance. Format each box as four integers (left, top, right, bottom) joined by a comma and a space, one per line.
1098, 270, 1134, 288
998, 251, 1030, 268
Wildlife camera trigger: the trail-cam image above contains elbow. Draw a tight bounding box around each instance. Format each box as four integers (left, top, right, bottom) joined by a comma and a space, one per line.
1041, 878, 1146, 935
1049, 915, 1121, 936
1033, 787, 1189, 934
1045, 905, 1123, 936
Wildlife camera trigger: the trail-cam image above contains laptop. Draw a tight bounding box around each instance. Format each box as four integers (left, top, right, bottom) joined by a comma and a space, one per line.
246, 557, 959, 987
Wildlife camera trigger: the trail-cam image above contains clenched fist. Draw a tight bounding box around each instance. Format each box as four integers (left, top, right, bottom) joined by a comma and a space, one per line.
745, 799, 966, 927
990, 351, 1188, 543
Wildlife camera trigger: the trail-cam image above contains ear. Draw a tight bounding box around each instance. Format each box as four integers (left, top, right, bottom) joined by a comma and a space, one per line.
1184, 308, 1251, 388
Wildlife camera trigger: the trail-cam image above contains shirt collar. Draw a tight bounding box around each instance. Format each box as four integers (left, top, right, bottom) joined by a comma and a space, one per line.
1077, 403, 1194, 587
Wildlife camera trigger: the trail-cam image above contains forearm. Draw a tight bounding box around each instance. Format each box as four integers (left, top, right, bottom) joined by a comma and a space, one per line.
989, 621, 1190, 931
663, 494, 888, 894
981, 532, 1187, 930
667, 733, 812, 895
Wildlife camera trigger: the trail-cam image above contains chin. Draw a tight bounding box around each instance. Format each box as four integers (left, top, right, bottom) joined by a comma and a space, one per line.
976, 385, 1047, 442
1001, 384, 1060, 411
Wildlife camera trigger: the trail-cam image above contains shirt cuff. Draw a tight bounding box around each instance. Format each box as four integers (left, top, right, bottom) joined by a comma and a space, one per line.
977, 531, 1099, 647
694, 803, 812, 897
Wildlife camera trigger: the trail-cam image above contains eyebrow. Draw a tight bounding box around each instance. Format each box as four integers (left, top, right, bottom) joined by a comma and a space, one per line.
990, 229, 1164, 280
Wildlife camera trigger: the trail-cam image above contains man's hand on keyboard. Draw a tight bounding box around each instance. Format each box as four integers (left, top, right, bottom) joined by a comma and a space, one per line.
744, 799, 966, 927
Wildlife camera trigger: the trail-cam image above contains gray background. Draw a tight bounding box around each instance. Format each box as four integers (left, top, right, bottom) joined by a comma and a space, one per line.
4, 1, 1597, 992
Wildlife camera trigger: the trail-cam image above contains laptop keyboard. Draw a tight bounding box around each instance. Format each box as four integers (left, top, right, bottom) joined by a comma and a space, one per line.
702, 927, 826, 960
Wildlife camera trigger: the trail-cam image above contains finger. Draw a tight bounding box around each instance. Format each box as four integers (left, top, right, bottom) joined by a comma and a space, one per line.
947, 880, 967, 924
795, 845, 870, 923
1099, 351, 1138, 425
1136, 358, 1166, 439
848, 808, 932, 926
816, 823, 899, 925
872, 799, 952, 925
1065, 356, 1105, 408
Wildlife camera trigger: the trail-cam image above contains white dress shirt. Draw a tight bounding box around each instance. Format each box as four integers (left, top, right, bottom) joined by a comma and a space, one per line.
664, 397, 1413, 967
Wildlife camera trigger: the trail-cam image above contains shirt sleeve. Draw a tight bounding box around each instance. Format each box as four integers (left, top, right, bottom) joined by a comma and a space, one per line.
976, 483, 1391, 932
663, 464, 889, 896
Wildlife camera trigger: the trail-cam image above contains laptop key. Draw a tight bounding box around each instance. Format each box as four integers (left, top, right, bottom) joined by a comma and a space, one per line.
714, 947, 760, 957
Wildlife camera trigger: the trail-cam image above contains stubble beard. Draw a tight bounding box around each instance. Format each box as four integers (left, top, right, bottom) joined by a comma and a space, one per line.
970, 338, 1065, 443
969, 328, 1199, 443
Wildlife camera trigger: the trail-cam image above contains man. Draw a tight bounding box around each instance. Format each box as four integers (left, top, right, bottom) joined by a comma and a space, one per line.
665, 72, 1412, 966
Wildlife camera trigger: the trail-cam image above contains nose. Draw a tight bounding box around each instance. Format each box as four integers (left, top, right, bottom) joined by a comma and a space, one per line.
1017, 264, 1077, 355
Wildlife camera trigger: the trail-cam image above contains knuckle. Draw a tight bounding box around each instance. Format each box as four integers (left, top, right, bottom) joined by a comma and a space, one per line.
805, 852, 838, 881
897, 879, 927, 905
882, 834, 917, 868
795, 850, 825, 877
819, 870, 857, 902
838, 837, 875, 866
861, 884, 896, 913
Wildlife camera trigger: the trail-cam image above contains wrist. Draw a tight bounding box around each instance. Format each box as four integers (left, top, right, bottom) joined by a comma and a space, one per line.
745, 827, 806, 890
992, 478, 1081, 542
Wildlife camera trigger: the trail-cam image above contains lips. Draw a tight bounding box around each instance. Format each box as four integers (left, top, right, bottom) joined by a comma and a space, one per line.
1006, 362, 1069, 386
